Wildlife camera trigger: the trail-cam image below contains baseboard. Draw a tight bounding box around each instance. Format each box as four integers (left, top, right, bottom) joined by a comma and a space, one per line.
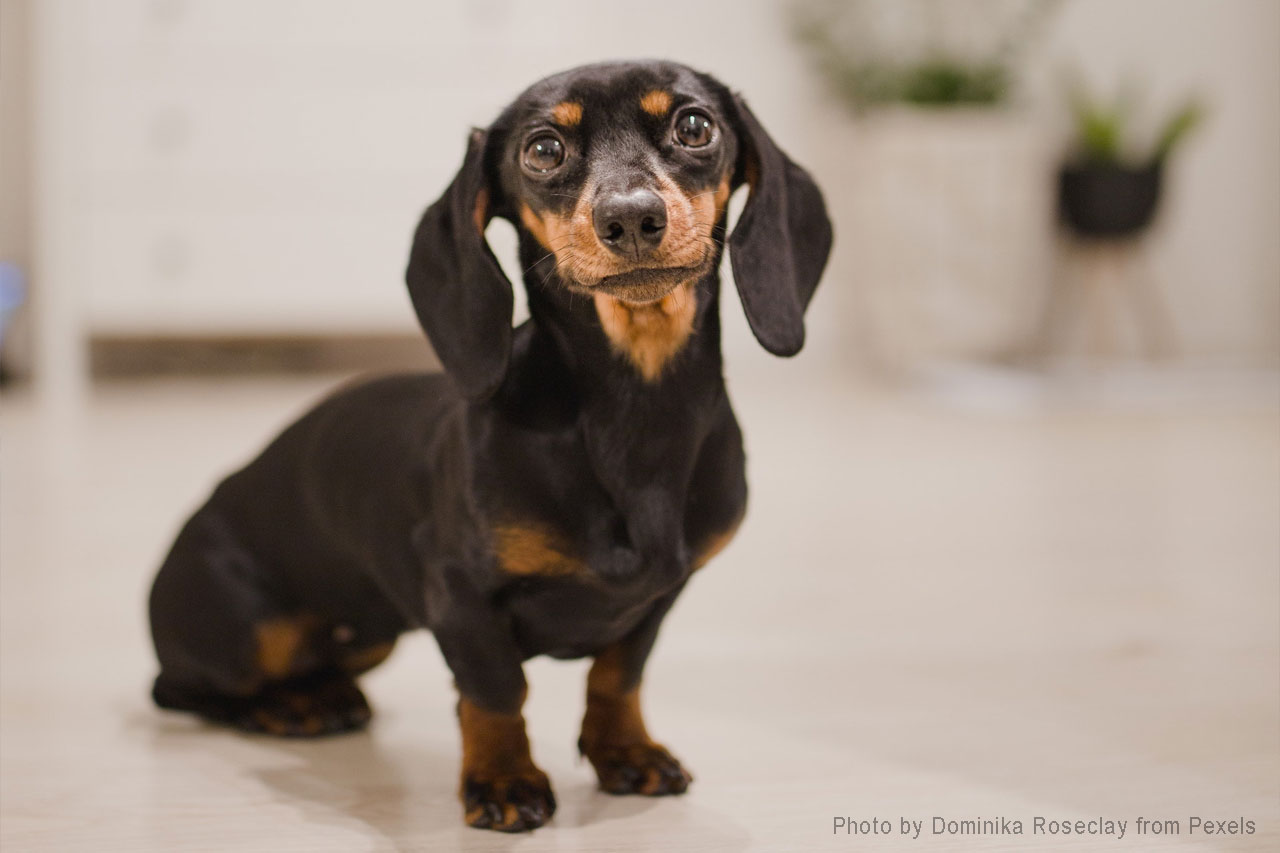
89, 333, 439, 378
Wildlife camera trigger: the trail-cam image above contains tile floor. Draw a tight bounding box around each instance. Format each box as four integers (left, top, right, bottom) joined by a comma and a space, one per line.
2, 365, 1277, 851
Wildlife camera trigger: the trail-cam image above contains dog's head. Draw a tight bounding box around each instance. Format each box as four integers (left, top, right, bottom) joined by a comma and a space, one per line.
407, 60, 832, 399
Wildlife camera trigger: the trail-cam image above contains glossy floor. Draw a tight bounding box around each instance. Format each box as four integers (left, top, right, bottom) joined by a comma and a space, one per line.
2, 365, 1277, 851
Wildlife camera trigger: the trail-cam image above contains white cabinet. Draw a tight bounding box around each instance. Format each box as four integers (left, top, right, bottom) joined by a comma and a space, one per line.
47, 0, 542, 335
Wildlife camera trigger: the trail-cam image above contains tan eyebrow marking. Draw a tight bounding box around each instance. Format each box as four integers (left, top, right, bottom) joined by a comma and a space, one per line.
551, 101, 583, 127
639, 89, 673, 117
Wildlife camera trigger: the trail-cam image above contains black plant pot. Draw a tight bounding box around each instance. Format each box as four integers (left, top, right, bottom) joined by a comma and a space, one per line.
1058, 162, 1163, 239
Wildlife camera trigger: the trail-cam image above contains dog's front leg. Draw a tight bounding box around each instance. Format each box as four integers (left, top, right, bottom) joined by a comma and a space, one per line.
579, 587, 693, 796
433, 606, 554, 832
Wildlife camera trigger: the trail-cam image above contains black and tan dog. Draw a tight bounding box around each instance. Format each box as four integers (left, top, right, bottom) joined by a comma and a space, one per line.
148, 60, 831, 832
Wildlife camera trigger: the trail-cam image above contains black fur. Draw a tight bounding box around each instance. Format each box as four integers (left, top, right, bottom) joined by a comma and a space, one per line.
148, 60, 831, 831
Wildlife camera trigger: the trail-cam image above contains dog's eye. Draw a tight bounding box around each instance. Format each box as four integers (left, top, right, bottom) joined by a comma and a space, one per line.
523, 135, 565, 173
674, 111, 715, 148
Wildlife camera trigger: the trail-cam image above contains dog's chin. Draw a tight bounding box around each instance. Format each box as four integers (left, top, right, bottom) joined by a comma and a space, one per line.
590, 265, 704, 304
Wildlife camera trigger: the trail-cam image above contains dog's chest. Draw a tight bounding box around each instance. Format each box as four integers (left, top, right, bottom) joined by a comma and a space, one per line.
480, 452, 692, 658
462, 371, 745, 655
481, 459, 694, 590
475, 407, 713, 581
500, 576, 660, 659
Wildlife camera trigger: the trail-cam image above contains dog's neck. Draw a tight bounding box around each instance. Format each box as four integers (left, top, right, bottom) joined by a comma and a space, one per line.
490, 235, 728, 576
515, 237, 726, 397
589, 286, 699, 382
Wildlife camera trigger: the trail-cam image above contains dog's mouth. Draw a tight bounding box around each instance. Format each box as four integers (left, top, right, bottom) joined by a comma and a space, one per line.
592, 264, 706, 303
525, 178, 724, 305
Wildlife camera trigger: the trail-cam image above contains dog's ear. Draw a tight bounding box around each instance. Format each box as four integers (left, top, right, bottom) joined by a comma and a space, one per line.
406, 128, 513, 400
727, 95, 833, 356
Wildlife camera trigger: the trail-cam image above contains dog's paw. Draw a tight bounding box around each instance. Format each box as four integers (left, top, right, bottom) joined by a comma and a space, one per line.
462, 768, 556, 832
583, 742, 692, 796
233, 673, 372, 737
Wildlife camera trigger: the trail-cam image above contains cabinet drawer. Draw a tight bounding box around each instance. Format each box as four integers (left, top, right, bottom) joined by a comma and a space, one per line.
84, 205, 421, 334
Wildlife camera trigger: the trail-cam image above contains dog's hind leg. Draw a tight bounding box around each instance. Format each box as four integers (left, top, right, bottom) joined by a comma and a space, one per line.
148, 510, 377, 737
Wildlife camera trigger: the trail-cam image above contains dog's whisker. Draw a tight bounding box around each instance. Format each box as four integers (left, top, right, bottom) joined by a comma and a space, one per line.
522, 250, 559, 274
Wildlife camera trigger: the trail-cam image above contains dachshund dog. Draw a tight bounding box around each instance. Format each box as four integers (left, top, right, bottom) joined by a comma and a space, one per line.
148, 60, 831, 832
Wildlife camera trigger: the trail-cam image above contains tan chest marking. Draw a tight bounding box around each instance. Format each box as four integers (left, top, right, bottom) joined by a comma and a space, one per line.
593, 283, 697, 382
493, 523, 584, 577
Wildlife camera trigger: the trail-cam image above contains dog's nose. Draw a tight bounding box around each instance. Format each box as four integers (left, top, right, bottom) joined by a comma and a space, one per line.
593, 189, 667, 255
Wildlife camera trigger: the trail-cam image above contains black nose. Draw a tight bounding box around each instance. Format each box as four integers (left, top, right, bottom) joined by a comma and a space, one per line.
593, 188, 667, 255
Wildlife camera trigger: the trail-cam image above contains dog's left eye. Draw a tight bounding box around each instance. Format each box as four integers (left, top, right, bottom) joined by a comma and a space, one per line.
523, 135, 565, 173
674, 111, 715, 148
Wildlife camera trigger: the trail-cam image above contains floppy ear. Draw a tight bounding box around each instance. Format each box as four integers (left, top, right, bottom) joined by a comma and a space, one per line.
406, 129, 513, 400
727, 95, 833, 356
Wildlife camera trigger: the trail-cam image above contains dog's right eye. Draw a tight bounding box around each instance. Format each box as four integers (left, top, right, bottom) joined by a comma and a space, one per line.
522, 135, 565, 173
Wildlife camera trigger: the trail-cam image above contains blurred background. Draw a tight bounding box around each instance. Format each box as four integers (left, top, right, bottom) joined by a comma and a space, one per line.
0, 0, 1276, 389
2, 1, 1277, 850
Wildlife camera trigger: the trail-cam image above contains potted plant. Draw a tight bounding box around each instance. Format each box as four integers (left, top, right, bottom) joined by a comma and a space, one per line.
792, 0, 1057, 112
1059, 85, 1203, 239
792, 0, 1062, 371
